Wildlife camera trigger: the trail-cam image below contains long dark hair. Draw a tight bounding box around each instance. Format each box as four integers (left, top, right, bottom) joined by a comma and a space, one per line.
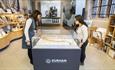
75, 15, 88, 27
30, 10, 41, 30
31, 10, 41, 21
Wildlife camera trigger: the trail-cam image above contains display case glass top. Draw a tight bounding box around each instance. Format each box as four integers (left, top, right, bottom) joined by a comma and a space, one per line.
32, 29, 79, 49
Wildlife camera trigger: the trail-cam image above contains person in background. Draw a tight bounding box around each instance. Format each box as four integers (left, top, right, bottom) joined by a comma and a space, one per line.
75, 15, 88, 65
24, 14, 29, 20
22, 10, 41, 64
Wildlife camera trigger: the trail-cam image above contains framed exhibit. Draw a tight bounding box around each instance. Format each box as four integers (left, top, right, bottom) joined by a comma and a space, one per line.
41, 1, 61, 18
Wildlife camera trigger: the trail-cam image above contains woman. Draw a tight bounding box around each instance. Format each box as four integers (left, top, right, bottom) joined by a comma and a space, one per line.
75, 15, 88, 65
22, 10, 41, 64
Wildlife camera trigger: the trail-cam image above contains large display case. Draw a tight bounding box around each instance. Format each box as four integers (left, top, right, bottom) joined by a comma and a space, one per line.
32, 29, 81, 70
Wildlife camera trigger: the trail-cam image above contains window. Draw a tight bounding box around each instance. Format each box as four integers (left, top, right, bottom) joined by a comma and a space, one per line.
94, 0, 99, 6
100, 0, 109, 17
92, 15, 97, 18
110, 0, 115, 15
100, 6, 107, 17
92, 7, 98, 15
92, 0, 115, 18
101, 0, 109, 6
110, 5, 115, 15
112, 0, 115, 4
92, 0, 99, 18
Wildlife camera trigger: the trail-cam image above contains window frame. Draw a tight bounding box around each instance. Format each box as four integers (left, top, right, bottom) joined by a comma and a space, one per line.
92, 0, 114, 18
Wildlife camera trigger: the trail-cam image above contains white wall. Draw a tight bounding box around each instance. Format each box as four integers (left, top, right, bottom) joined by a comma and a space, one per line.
76, 0, 86, 15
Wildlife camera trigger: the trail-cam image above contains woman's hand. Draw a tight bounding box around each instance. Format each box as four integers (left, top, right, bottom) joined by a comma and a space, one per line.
78, 40, 83, 47
79, 43, 83, 48
26, 41, 30, 46
79, 39, 83, 47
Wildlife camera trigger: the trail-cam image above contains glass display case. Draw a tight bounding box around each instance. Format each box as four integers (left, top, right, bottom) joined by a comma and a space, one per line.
32, 29, 81, 70
32, 29, 79, 47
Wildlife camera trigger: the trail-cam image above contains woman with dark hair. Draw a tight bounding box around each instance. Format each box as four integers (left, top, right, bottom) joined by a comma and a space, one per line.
75, 15, 88, 65
22, 10, 41, 64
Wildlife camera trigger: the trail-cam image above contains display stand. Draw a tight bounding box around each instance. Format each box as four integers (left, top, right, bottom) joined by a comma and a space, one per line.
32, 35, 81, 70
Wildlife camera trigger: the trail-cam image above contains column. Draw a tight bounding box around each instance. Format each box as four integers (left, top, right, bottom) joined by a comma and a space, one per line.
85, 0, 93, 19
28, 0, 33, 13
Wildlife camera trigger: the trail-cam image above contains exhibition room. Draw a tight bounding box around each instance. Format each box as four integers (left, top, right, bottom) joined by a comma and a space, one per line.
0, 0, 115, 70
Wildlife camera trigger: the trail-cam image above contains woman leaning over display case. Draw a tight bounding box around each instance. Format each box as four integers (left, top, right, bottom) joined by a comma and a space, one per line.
22, 10, 41, 64
74, 15, 88, 65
